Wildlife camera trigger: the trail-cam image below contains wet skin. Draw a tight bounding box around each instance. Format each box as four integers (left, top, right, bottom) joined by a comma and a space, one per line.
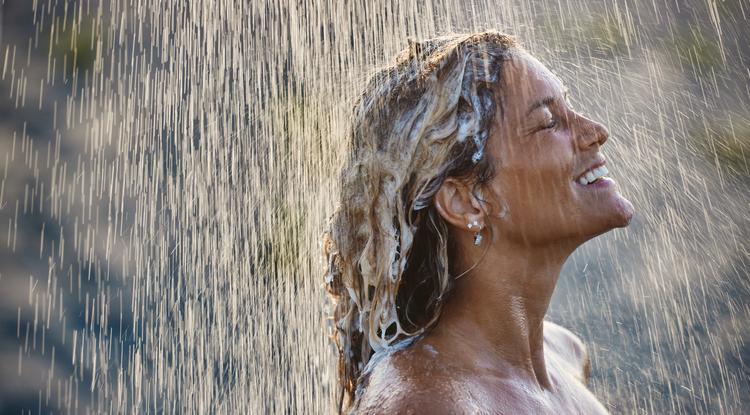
357, 52, 634, 414
358, 322, 604, 414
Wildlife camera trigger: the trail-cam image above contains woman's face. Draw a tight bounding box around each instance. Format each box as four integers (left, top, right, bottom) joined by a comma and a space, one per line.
483, 51, 634, 246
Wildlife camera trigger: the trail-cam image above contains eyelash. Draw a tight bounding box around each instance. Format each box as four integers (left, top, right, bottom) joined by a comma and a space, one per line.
544, 119, 557, 130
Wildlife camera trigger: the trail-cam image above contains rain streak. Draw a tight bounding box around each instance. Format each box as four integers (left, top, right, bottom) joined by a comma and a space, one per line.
0, 0, 748, 413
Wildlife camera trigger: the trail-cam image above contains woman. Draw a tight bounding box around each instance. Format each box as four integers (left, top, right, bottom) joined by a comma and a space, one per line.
324, 31, 634, 414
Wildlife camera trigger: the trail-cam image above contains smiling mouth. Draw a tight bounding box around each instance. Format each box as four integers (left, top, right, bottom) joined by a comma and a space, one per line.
576, 165, 609, 185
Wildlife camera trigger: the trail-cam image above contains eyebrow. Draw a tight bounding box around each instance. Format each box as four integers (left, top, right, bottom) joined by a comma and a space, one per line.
525, 88, 570, 117
525, 96, 556, 117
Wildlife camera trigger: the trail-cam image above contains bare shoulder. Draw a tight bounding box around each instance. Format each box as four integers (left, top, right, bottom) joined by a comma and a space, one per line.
543, 320, 591, 383
355, 344, 464, 414
355, 341, 554, 414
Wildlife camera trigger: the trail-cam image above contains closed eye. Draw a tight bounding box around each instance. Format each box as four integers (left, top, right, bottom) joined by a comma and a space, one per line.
529, 119, 557, 135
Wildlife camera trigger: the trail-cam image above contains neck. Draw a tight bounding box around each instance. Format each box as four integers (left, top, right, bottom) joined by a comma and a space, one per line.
429, 239, 574, 390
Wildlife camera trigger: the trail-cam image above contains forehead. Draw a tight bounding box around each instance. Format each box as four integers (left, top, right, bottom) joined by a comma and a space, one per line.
500, 52, 565, 107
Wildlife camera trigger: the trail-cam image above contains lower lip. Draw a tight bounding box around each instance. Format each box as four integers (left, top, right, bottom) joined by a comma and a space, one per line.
577, 177, 615, 189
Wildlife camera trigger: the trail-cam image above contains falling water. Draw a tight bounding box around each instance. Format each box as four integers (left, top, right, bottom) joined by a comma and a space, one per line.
0, 0, 747, 413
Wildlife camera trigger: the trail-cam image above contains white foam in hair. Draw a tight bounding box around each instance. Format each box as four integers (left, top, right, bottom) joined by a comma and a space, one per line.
324, 32, 518, 413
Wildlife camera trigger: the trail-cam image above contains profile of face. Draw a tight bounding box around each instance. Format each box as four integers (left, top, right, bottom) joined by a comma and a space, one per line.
454, 51, 635, 247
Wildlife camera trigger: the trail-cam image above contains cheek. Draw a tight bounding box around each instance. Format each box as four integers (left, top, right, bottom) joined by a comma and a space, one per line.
497, 147, 577, 227
495, 160, 570, 217
518, 141, 574, 193
491, 132, 576, 214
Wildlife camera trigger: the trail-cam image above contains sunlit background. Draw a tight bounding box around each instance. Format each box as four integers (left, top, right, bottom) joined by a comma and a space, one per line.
0, 0, 747, 413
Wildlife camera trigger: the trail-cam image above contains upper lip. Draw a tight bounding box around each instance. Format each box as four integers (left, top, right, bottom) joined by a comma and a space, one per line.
575, 157, 607, 181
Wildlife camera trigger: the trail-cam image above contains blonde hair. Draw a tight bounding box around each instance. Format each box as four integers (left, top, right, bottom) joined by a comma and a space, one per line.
323, 31, 518, 411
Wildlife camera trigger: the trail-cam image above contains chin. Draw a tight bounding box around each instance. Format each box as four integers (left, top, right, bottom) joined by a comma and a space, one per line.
610, 192, 635, 228
579, 193, 634, 239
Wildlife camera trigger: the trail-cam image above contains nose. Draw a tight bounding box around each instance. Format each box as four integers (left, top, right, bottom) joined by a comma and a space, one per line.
573, 113, 609, 151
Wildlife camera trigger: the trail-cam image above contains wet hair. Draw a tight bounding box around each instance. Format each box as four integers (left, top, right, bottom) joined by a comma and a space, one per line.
323, 31, 518, 412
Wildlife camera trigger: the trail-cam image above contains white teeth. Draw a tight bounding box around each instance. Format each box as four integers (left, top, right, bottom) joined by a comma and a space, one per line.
578, 165, 610, 185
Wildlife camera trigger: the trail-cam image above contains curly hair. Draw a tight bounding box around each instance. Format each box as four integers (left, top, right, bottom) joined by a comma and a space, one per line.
323, 31, 519, 412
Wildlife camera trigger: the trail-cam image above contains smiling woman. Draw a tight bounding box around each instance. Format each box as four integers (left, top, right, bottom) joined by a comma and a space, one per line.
323, 31, 634, 414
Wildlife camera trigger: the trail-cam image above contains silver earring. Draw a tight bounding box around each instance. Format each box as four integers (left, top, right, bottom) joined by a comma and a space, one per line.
468, 220, 483, 246
473, 231, 483, 246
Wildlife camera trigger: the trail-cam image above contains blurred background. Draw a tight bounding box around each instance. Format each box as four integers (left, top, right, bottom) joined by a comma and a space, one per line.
0, 0, 747, 413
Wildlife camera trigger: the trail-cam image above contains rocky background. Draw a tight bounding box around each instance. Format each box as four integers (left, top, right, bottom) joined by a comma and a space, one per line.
0, 0, 748, 413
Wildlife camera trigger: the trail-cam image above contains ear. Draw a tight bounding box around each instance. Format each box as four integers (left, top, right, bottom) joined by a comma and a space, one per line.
433, 178, 485, 231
